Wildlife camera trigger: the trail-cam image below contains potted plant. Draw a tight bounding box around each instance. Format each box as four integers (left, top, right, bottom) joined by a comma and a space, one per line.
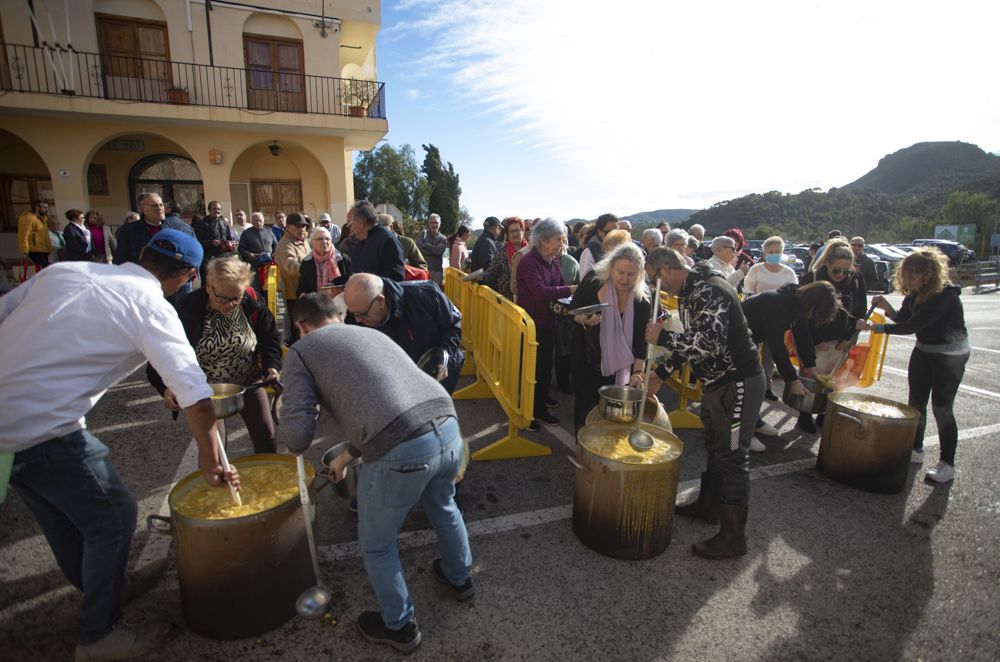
345, 79, 374, 117
168, 85, 189, 105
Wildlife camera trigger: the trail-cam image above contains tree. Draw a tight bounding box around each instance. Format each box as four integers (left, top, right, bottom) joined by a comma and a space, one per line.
421, 144, 462, 235
940, 190, 999, 254
353, 144, 428, 221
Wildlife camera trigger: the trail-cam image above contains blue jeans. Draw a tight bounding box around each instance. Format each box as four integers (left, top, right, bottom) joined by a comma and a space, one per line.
357, 417, 471, 630
11, 430, 137, 644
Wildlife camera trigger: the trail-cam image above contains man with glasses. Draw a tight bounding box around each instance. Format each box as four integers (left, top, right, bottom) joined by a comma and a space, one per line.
280, 293, 472, 654
271, 211, 287, 242
850, 236, 877, 290
343, 273, 464, 394
707, 235, 749, 287
644, 247, 764, 560
1, 230, 238, 660
348, 200, 405, 282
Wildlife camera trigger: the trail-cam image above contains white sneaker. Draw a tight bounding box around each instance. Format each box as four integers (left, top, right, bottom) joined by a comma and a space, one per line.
925, 461, 955, 484
910, 449, 924, 464
75, 622, 173, 661
749, 437, 766, 453
755, 422, 780, 437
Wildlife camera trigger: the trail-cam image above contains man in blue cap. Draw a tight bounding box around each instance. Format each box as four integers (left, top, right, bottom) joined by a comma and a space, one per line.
0, 229, 240, 661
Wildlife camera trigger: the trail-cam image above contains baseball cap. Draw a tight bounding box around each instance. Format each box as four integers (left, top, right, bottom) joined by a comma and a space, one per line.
319, 212, 332, 222
146, 229, 204, 268
483, 216, 501, 228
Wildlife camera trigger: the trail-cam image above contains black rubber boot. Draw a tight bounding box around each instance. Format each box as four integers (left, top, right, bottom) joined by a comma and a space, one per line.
675, 472, 722, 524
796, 412, 817, 434
692, 502, 748, 560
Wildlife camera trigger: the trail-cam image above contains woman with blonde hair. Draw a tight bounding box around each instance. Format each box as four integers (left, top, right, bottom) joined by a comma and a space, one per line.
869, 247, 968, 484
568, 242, 651, 433
148, 256, 281, 453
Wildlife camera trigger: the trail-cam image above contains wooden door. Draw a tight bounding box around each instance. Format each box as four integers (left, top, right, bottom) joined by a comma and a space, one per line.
96, 14, 170, 101
244, 36, 305, 112
251, 180, 302, 224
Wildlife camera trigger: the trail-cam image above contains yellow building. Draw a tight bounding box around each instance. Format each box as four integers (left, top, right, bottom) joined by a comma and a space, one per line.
0, 0, 387, 259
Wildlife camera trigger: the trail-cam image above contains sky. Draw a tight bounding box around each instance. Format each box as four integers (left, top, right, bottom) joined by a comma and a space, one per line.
373, 0, 1000, 225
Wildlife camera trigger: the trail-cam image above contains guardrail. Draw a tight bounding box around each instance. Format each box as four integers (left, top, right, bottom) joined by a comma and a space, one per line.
444, 267, 547, 461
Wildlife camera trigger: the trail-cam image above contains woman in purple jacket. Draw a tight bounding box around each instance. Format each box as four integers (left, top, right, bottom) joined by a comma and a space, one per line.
516, 218, 577, 429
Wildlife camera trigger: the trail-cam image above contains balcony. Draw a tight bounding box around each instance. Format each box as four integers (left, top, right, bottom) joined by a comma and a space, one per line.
0, 42, 386, 119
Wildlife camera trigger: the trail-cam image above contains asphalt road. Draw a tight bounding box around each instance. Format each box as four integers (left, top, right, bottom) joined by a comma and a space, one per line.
1, 290, 998, 661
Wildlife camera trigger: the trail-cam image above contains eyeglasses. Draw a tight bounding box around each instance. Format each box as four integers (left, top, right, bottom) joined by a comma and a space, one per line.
211, 285, 242, 305
828, 268, 850, 276
351, 295, 380, 321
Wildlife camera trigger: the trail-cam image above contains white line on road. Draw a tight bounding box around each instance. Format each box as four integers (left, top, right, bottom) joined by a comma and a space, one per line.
885, 334, 1000, 355
882, 366, 1000, 400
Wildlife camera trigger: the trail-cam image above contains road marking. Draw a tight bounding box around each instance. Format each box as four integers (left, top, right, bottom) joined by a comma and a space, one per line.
885, 334, 1000, 355
882, 366, 1000, 400
463, 422, 505, 444
126, 395, 163, 407
542, 421, 578, 452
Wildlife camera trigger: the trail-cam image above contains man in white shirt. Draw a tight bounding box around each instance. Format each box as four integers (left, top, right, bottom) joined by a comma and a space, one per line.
707, 235, 749, 287
231, 209, 251, 238
0, 230, 239, 661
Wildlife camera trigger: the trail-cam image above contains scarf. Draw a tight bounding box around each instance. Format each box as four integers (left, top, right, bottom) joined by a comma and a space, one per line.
313, 249, 340, 290
506, 239, 526, 264
599, 284, 636, 384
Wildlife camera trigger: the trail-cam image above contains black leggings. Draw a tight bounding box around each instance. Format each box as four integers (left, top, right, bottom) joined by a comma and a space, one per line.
907, 348, 968, 464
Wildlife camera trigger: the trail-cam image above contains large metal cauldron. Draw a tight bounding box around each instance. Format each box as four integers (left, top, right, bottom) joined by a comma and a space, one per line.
586, 393, 673, 433
153, 454, 317, 640
572, 420, 683, 560
818, 393, 919, 494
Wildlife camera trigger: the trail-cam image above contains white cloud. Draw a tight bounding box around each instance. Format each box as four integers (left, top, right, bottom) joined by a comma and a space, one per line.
391, 0, 1000, 217
405, 88, 424, 101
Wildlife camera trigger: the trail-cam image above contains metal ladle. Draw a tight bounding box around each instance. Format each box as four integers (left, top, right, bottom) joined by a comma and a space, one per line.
628, 277, 662, 452
294, 455, 332, 619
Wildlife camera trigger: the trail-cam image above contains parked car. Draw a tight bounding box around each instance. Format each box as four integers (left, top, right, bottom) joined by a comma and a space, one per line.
863, 244, 907, 263
782, 253, 805, 278
911, 239, 976, 265
870, 260, 895, 293
892, 244, 918, 255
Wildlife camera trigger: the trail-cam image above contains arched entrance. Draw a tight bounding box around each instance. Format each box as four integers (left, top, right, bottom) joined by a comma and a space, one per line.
128, 154, 204, 215
0, 129, 52, 233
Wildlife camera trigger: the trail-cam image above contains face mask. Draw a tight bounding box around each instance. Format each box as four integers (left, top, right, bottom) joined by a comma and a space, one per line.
764, 253, 782, 265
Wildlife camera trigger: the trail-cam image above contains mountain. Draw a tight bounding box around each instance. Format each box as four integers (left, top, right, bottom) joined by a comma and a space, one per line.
567, 209, 698, 227
843, 141, 1000, 199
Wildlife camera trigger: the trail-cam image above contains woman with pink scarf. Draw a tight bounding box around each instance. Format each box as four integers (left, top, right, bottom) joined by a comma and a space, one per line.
568, 242, 652, 434
296, 227, 351, 297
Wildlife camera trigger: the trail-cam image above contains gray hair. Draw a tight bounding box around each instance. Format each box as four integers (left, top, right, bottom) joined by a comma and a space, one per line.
688, 224, 705, 239
428, 213, 441, 224
687, 235, 699, 250
647, 247, 690, 273
618, 219, 632, 231
377, 213, 393, 227
346, 272, 384, 300
309, 227, 332, 242
665, 229, 689, 247
593, 242, 650, 302
351, 199, 378, 225
712, 235, 736, 253
124, 211, 140, 223
529, 217, 566, 249
642, 229, 663, 246
250, 211, 264, 223
763, 235, 785, 252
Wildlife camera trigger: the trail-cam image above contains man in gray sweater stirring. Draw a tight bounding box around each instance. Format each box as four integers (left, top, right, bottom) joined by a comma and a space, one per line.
279, 293, 473, 653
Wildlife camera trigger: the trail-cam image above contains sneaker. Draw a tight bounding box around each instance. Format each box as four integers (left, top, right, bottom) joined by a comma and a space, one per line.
749, 437, 766, 453
356, 611, 421, 653
537, 412, 560, 427
911, 449, 924, 464
764, 389, 778, 401
925, 461, 955, 484
432, 559, 475, 601
546, 397, 560, 409
123, 559, 168, 605
755, 422, 780, 437
525, 419, 541, 432
75, 622, 173, 661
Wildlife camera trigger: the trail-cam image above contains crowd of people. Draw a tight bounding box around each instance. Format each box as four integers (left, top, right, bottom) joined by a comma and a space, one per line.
2, 199, 973, 658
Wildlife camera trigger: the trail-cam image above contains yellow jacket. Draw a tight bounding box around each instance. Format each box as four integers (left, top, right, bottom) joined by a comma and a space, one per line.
275, 233, 308, 299
18, 211, 52, 255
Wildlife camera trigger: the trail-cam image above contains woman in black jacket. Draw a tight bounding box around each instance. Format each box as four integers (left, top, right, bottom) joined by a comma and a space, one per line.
869, 248, 969, 484
297, 227, 351, 297
796, 238, 868, 432
568, 242, 652, 434
148, 256, 281, 453
62, 209, 94, 261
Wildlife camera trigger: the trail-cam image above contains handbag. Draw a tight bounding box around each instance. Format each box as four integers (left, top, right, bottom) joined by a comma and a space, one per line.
404, 264, 430, 281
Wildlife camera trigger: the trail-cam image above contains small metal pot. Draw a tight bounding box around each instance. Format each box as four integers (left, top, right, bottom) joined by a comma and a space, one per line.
210, 383, 245, 419
782, 376, 830, 414
597, 385, 645, 423
320, 442, 362, 498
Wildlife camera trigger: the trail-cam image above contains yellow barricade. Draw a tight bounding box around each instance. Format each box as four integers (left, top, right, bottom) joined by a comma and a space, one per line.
444, 274, 548, 461
443, 267, 478, 376
784, 311, 890, 388
656, 291, 703, 429
266, 265, 278, 319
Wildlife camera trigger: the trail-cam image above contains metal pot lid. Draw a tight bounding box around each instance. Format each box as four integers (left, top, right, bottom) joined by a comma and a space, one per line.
578, 420, 682, 465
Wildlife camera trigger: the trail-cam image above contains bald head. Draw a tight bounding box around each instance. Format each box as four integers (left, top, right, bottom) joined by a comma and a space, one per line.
343, 273, 388, 326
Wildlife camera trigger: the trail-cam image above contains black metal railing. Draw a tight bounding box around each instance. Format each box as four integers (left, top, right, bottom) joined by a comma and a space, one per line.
0, 42, 386, 119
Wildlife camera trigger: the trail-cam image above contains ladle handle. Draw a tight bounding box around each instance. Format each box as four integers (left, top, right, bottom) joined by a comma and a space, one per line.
216, 431, 241, 507
297, 455, 324, 585
634, 277, 663, 430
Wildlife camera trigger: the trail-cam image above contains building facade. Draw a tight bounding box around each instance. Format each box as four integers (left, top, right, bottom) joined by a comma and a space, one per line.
0, 0, 387, 257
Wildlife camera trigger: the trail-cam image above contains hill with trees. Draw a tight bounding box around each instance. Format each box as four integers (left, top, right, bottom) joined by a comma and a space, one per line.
683, 141, 1000, 253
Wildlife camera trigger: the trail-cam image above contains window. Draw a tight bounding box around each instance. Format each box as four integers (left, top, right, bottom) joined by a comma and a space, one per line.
96, 14, 171, 102
244, 35, 305, 112
129, 154, 204, 216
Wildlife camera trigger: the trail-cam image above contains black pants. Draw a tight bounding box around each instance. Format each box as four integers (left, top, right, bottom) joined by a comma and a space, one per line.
573, 366, 614, 434
533, 328, 555, 418
28, 251, 49, 267
908, 348, 968, 465
700, 371, 765, 505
